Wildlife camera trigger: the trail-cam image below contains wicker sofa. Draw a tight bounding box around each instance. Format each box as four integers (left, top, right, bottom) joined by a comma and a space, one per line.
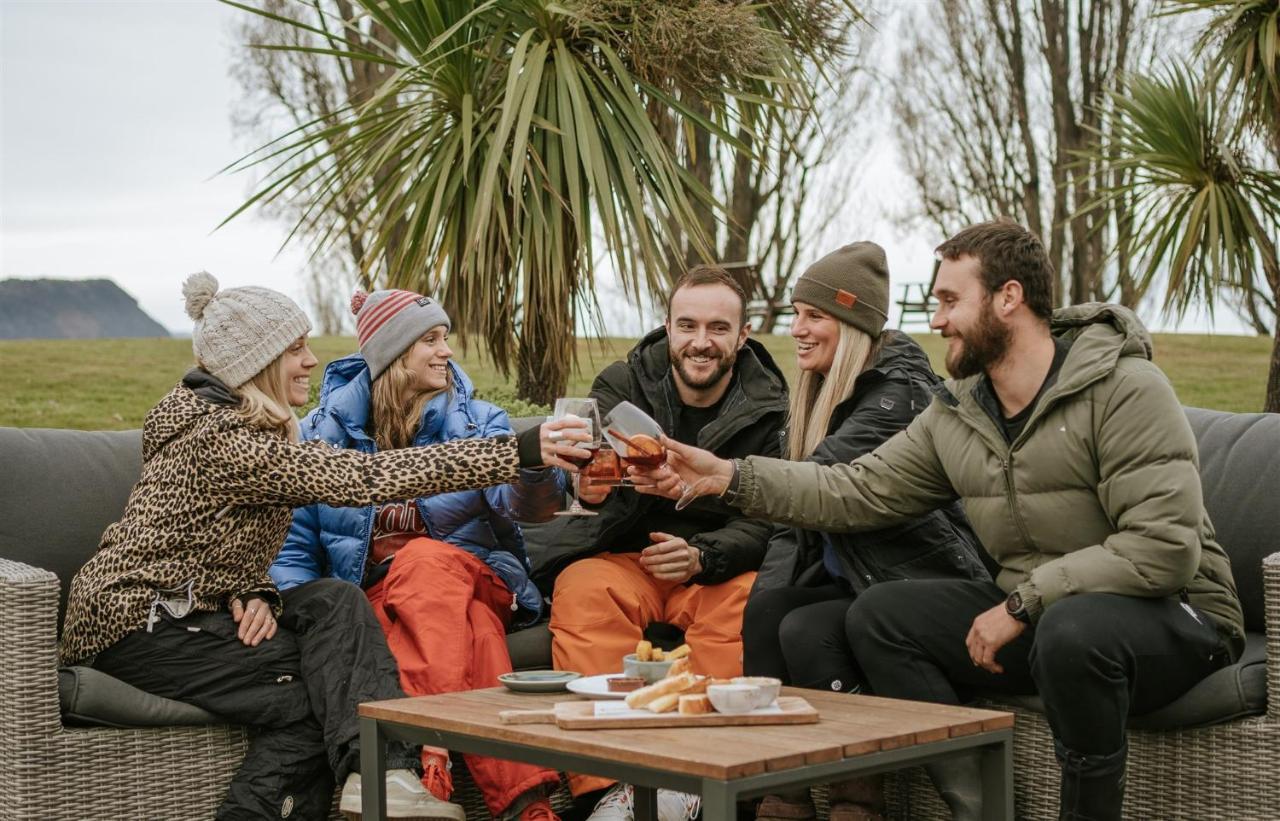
889, 407, 1280, 820
2, 408, 1277, 820
0, 422, 561, 821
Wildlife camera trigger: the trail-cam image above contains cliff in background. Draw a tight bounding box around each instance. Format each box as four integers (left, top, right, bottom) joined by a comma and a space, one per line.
0, 278, 169, 339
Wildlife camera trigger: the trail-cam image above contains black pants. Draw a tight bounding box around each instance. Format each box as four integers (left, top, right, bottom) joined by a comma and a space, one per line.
845, 579, 1228, 756
742, 584, 863, 693
94, 579, 416, 821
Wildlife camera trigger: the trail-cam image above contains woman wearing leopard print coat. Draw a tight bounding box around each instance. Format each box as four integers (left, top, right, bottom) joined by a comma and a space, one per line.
272, 290, 564, 821
60, 273, 590, 821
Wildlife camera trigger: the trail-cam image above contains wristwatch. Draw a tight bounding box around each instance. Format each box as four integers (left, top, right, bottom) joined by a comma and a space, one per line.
1005, 590, 1031, 624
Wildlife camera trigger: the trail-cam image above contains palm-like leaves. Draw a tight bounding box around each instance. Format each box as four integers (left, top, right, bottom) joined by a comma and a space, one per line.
1089, 67, 1280, 313
223, 0, 825, 402
1085, 64, 1280, 410
1165, 0, 1279, 149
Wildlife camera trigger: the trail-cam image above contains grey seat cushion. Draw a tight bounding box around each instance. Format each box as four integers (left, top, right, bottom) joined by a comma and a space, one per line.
58, 665, 223, 728
1184, 407, 1280, 633
990, 632, 1268, 730
0, 427, 143, 627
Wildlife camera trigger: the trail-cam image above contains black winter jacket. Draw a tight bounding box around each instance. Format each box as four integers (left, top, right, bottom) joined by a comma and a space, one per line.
532, 328, 788, 592
751, 332, 991, 595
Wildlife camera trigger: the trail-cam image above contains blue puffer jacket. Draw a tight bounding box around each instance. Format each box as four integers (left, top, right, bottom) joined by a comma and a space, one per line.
271, 354, 562, 626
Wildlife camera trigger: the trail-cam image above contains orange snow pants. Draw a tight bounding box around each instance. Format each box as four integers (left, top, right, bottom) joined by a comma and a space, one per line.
365, 538, 559, 815
548, 551, 755, 796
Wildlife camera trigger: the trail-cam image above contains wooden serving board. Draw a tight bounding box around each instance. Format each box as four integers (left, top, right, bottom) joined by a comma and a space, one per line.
499, 696, 819, 729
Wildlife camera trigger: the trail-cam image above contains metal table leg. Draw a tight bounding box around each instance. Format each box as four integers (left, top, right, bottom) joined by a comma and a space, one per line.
361, 717, 389, 821
980, 735, 1014, 821
699, 779, 737, 821
635, 785, 658, 821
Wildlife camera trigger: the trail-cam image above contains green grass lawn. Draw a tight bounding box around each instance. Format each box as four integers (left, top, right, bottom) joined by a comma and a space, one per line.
0, 331, 1271, 430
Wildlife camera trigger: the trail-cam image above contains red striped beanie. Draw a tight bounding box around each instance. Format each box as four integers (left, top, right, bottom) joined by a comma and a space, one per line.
350, 289, 451, 380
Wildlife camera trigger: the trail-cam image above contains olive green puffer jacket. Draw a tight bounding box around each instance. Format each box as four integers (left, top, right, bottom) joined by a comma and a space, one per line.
731, 303, 1245, 658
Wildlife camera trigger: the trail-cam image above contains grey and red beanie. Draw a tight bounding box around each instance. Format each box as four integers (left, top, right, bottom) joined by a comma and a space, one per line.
351, 289, 451, 380
790, 242, 891, 338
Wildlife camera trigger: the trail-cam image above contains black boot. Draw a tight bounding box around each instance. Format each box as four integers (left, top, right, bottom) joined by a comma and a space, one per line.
924, 755, 982, 821
1055, 739, 1127, 821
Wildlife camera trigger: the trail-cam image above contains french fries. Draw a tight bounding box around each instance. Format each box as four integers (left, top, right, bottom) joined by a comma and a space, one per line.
634, 640, 692, 663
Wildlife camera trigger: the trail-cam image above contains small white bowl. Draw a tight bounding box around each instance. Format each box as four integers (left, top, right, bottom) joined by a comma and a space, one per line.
622, 653, 674, 684
706, 683, 761, 715
732, 676, 781, 708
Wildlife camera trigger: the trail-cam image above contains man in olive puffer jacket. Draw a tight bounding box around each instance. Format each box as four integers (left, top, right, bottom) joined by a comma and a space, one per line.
643, 220, 1245, 821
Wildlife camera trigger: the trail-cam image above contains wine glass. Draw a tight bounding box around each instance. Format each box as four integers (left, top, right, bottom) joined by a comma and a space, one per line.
552, 398, 602, 517
602, 401, 667, 473
582, 444, 625, 490
603, 401, 716, 510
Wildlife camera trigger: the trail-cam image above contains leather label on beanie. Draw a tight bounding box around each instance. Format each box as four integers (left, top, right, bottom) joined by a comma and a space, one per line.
836, 289, 858, 308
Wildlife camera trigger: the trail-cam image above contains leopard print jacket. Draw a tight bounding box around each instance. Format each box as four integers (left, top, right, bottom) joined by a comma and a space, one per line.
60, 381, 519, 665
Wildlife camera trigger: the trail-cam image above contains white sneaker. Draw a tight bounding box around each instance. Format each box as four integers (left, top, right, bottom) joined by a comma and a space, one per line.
585, 784, 701, 821
657, 789, 701, 821
587, 784, 634, 821
340, 769, 466, 820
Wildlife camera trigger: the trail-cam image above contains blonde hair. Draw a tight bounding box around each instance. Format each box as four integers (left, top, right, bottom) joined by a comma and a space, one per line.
371, 354, 453, 451
202, 351, 300, 441
786, 323, 880, 461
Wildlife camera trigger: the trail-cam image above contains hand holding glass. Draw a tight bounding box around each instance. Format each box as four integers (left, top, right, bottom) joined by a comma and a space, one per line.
552, 398, 602, 517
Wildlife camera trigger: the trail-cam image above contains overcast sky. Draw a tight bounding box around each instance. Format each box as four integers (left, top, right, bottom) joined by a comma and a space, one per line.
0, 0, 1248, 336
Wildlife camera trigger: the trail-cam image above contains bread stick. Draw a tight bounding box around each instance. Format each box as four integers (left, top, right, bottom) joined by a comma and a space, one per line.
648, 693, 680, 713
667, 657, 691, 678
624, 672, 697, 709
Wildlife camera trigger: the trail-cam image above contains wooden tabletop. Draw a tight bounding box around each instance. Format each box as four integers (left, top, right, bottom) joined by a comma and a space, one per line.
360, 687, 1013, 780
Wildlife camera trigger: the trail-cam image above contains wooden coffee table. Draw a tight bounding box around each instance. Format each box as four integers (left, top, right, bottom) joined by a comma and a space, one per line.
358, 687, 1014, 820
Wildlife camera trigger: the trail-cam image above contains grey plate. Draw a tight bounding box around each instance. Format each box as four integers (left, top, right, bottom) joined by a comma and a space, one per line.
497, 670, 582, 693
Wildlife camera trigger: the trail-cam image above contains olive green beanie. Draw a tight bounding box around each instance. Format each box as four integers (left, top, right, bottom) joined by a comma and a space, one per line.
790, 241, 890, 337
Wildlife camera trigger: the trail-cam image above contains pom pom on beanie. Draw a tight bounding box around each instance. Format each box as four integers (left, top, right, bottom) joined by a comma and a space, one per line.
350, 289, 369, 316
183, 271, 220, 320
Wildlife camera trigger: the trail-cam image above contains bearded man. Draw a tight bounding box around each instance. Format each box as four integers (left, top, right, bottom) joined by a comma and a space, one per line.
537, 265, 787, 818
639, 221, 1244, 821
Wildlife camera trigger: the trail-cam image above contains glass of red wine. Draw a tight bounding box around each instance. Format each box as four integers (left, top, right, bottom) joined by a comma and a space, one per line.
552, 397, 602, 517
603, 401, 667, 472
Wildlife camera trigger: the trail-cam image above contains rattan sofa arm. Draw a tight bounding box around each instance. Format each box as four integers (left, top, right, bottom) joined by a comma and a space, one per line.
0, 557, 67, 742
1265, 551, 1280, 721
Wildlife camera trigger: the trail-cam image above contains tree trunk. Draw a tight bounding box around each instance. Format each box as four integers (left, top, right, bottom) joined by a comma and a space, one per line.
516, 284, 573, 406
1268, 273, 1280, 413
684, 94, 718, 268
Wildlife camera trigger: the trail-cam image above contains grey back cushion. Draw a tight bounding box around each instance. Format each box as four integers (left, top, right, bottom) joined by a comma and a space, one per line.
0, 427, 142, 628
1184, 407, 1280, 633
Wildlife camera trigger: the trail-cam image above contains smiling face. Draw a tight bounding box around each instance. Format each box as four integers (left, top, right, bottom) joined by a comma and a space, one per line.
930, 255, 1012, 378
282, 336, 319, 406
665, 283, 749, 399
401, 324, 452, 393
790, 301, 841, 376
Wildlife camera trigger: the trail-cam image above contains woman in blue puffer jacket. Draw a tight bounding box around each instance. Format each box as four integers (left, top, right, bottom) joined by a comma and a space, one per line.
272, 289, 565, 821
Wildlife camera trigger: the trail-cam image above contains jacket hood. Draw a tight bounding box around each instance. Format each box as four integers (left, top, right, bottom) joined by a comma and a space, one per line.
140, 370, 233, 461
1048, 302, 1153, 398
1051, 301, 1153, 360
628, 326, 788, 408
312, 353, 477, 441
867, 330, 935, 380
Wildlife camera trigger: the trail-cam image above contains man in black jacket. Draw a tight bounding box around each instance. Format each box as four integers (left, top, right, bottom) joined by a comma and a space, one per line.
544, 266, 787, 682
542, 264, 786, 816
